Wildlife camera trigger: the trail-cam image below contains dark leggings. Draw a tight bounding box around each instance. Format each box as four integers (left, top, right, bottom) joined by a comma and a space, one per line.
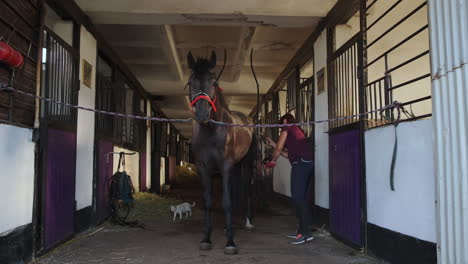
291, 158, 314, 236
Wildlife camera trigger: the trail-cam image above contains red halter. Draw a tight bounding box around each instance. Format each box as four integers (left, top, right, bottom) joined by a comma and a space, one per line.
190, 92, 217, 112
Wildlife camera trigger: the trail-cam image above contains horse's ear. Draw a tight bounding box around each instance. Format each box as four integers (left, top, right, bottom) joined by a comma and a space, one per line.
209, 51, 216, 69
187, 52, 196, 69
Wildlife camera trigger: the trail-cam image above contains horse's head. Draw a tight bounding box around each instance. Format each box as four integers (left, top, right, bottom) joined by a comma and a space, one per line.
187, 51, 218, 123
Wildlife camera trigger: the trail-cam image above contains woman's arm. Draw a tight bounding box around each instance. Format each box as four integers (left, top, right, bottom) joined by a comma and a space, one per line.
266, 136, 288, 158
272, 131, 288, 162
265, 136, 276, 148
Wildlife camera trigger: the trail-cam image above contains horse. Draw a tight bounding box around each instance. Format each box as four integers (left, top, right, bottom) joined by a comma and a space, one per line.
186, 50, 255, 255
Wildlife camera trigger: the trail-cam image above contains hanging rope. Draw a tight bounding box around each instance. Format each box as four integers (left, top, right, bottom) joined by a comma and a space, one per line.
0, 85, 406, 128
216, 48, 227, 82
250, 48, 261, 212
381, 101, 414, 191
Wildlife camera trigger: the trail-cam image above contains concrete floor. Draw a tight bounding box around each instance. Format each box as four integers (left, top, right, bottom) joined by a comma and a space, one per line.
35, 184, 385, 264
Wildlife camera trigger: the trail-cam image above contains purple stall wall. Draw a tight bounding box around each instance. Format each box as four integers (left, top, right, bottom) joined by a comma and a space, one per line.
45, 128, 77, 249
168, 156, 176, 184
97, 140, 113, 223
140, 152, 147, 192
329, 129, 362, 246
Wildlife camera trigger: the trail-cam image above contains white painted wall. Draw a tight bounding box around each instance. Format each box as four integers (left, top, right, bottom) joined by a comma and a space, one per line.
273, 30, 330, 204
75, 26, 97, 210
314, 30, 329, 209
273, 157, 292, 197
146, 102, 152, 190
0, 125, 35, 234
45, 5, 74, 46
113, 146, 140, 191
272, 88, 291, 196
335, 12, 360, 50
366, 119, 436, 243
160, 157, 166, 187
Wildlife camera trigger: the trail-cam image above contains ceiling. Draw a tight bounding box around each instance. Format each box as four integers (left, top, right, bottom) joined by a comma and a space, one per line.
75, 0, 337, 138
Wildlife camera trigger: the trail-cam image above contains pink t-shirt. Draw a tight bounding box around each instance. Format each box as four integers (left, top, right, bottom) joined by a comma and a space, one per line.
281, 126, 313, 163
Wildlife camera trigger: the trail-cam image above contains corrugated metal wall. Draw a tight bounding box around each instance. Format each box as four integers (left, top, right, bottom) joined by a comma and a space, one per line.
428, 0, 468, 263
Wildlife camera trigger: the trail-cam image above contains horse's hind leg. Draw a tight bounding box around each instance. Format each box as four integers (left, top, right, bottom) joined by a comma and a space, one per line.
245, 160, 255, 231
222, 164, 237, 255
199, 165, 213, 251
245, 197, 255, 230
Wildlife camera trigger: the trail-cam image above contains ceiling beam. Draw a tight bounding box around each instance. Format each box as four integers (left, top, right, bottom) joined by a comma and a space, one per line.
162, 25, 185, 82
175, 41, 298, 50
83, 12, 322, 28
230, 27, 256, 82
110, 40, 161, 48
124, 59, 168, 65
75, 0, 336, 18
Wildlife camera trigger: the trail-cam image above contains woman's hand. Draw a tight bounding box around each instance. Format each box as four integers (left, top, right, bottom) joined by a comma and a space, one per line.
264, 161, 277, 168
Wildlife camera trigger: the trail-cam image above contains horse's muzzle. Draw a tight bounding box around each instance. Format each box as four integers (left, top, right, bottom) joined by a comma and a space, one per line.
193, 100, 211, 123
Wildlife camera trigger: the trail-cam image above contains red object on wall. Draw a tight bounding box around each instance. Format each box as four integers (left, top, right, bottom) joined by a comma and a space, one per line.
8, 50, 24, 68
0, 41, 24, 68
0, 41, 14, 62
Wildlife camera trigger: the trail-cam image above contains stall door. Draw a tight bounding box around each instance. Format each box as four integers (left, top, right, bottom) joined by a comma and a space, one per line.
42, 28, 79, 250
329, 129, 362, 246
96, 140, 113, 223
140, 153, 147, 192
45, 129, 77, 248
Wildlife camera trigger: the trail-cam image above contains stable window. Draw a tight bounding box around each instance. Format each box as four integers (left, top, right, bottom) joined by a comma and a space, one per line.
364, 0, 431, 128
41, 21, 79, 131
286, 69, 299, 114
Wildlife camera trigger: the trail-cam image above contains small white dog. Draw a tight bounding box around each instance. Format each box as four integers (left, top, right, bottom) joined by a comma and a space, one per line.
170, 202, 195, 220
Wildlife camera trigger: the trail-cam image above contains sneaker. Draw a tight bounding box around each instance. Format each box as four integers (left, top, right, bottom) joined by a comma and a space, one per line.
290, 234, 306, 245
288, 231, 314, 240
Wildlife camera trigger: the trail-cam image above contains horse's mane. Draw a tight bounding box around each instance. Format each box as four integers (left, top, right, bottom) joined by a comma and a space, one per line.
215, 87, 229, 110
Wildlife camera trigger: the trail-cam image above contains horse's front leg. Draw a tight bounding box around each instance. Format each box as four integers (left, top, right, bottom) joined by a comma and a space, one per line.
222, 163, 237, 255
199, 165, 213, 251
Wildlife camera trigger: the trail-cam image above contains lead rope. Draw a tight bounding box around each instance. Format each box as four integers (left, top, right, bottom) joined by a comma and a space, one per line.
251, 48, 261, 213
382, 102, 413, 191
390, 107, 401, 191
117, 152, 123, 172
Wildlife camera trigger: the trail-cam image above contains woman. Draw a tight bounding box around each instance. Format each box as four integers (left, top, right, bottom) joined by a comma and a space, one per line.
264, 113, 314, 245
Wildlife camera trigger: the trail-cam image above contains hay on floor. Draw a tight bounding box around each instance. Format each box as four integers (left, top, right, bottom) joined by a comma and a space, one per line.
127, 192, 181, 220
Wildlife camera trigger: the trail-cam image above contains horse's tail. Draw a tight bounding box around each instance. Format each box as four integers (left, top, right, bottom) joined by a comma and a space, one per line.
191, 202, 196, 207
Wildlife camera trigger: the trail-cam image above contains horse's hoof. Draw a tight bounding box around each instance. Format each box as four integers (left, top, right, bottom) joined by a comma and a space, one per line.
245, 218, 254, 231
199, 242, 212, 251
224, 246, 238, 255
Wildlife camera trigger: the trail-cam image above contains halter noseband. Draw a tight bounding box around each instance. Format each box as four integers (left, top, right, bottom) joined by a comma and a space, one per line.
190, 91, 217, 112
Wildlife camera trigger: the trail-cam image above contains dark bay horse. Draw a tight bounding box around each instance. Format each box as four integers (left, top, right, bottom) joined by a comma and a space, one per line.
187, 51, 255, 255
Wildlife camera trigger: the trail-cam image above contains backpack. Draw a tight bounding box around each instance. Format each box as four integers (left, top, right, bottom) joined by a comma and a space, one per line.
109, 171, 134, 204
